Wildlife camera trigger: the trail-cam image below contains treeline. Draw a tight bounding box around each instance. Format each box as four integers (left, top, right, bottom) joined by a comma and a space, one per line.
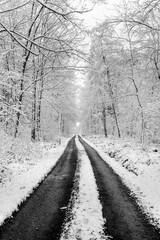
0, 0, 85, 141
81, 0, 160, 145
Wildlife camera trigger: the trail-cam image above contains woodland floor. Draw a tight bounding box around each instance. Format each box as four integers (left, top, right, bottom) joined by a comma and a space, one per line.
0, 136, 160, 239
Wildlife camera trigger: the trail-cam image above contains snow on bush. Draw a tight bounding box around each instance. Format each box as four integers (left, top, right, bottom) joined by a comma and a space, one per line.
0, 130, 40, 185
0, 129, 61, 185
87, 135, 160, 176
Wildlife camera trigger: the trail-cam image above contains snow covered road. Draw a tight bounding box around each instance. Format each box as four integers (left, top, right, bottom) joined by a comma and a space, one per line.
60, 138, 109, 240
1, 136, 160, 240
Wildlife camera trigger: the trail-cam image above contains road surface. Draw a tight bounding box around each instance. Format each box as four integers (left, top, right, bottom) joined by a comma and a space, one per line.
79, 136, 160, 240
0, 136, 160, 240
0, 136, 78, 240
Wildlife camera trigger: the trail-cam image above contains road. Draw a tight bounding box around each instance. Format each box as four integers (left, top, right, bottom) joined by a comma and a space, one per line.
0, 136, 78, 240
79, 136, 160, 240
0, 136, 160, 240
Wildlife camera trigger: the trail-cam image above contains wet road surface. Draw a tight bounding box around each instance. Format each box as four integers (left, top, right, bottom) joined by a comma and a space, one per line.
1, 136, 160, 240
0, 137, 78, 240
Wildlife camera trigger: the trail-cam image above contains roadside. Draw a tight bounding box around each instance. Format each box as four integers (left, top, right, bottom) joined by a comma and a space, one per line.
80, 136, 160, 239
84, 135, 160, 229
0, 137, 77, 240
0, 137, 69, 226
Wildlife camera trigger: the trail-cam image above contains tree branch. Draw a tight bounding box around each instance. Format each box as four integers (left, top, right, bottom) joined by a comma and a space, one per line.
0, 22, 38, 55
108, 19, 160, 31
0, 0, 31, 14
11, 30, 74, 53
36, 0, 94, 17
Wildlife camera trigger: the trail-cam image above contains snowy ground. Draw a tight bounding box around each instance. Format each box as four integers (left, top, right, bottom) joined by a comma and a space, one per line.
60, 138, 110, 240
0, 138, 69, 226
85, 135, 160, 229
1, 134, 160, 235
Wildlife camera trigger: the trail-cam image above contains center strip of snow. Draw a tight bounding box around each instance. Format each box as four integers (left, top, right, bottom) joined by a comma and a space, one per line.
60, 138, 110, 240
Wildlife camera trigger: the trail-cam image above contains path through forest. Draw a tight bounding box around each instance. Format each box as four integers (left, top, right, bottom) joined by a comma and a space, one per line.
79, 136, 160, 240
0, 136, 160, 240
0, 137, 78, 240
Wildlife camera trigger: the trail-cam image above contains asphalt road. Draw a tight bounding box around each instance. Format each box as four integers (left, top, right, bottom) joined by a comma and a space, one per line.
79, 136, 160, 240
0, 136, 78, 240
1, 136, 160, 240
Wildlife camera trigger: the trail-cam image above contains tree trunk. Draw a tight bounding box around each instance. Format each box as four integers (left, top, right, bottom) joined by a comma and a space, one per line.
102, 105, 108, 137
126, 23, 145, 145
106, 68, 121, 138
61, 115, 65, 135
14, 2, 42, 138
14, 48, 31, 138
14, 73, 25, 138
154, 57, 160, 80
37, 77, 44, 141
31, 58, 37, 142
112, 102, 121, 138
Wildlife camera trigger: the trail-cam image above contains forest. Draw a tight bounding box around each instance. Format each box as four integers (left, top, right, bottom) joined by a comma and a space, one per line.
1, 1, 160, 236
81, 0, 160, 147
0, 0, 160, 147
0, 0, 86, 143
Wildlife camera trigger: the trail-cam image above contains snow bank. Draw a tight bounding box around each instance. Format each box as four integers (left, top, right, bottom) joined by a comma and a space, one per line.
0, 138, 69, 226
84, 135, 160, 229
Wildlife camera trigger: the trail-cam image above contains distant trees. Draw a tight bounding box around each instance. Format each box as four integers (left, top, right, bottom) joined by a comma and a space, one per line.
81, 24, 122, 138
2, 0, 160, 145
81, 0, 160, 144
0, 0, 86, 141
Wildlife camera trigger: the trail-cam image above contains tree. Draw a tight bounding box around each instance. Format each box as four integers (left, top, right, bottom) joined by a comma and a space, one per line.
81, 23, 122, 138
0, 0, 88, 141
80, 0, 160, 144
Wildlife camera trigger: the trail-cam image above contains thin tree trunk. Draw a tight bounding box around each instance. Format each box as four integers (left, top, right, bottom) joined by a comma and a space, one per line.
31, 58, 37, 142
58, 111, 62, 142
14, 62, 26, 138
61, 115, 65, 135
154, 57, 160, 80
126, 23, 145, 145
89, 108, 93, 135
130, 62, 145, 144
112, 102, 121, 138
106, 68, 121, 138
37, 77, 44, 141
102, 104, 108, 137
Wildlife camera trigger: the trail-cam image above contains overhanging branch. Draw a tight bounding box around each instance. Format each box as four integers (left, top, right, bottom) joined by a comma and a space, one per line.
36, 0, 94, 17
0, 22, 38, 56
0, 0, 31, 14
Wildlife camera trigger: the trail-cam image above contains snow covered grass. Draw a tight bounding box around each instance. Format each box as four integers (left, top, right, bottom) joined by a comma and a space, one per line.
84, 135, 160, 229
0, 136, 69, 226
60, 138, 110, 240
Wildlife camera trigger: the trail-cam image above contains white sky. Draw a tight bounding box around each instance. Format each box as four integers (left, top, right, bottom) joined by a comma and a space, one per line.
73, 0, 128, 96
79, 0, 125, 29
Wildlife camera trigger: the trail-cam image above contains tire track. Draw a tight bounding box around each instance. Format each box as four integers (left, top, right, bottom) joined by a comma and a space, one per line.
0, 136, 78, 240
79, 136, 160, 240
60, 138, 109, 240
